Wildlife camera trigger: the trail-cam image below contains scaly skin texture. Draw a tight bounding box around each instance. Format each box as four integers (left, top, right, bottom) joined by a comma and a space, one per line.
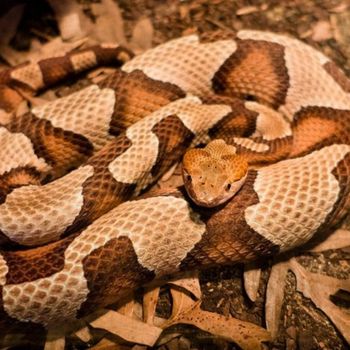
0, 30, 349, 335
183, 139, 248, 207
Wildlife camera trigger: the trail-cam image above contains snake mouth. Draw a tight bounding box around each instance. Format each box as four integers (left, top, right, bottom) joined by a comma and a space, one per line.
188, 193, 233, 208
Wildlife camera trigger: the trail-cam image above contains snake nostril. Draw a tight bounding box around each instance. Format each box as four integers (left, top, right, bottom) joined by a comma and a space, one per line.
225, 183, 231, 191
245, 94, 256, 101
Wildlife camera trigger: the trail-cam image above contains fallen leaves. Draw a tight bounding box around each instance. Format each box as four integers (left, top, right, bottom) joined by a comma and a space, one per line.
311, 20, 333, 42
89, 0, 127, 46
330, 10, 350, 64
89, 309, 163, 346
0, 0, 154, 71
244, 262, 262, 303
129, 17, 154, 53
47, 0, 85, 41
166, 302, 271, 350
310, 228, 350, 253
264, 229, 350, 343
291, 258, 350, 343
236, 5, 268, 16
61, 275, 271, 350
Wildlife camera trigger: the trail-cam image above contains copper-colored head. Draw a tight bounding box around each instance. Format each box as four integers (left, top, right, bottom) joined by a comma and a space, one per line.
182, 139, 248, 207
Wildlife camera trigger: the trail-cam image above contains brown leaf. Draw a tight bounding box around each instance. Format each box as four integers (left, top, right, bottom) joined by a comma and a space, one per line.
117, 299, 136, 318
236, 6, 259, 16
89, 309, 162, 346
45, 319, 89, 349
166, 274, 201, 320
290, 258, 350, 343
170, 287, 197, 320
308, 229, 350, 252
44, 329, 65, 350
330, 11, 350, 62
244, 263, 262, 302
166, 302, 271, 350
130, 17, 154, 53
311, 20, 333, 42
90, 0, 126, 45
329, 2, 349, 13
143, 287, 160, 324
47, 0, 85, 41
167, 273, 201, 300
265, 259, 289, 338
73, 325, 92, 343
265, 255, 350, 343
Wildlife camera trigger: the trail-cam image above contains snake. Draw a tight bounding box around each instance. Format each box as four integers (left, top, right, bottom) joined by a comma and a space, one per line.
0, 30, 349, 337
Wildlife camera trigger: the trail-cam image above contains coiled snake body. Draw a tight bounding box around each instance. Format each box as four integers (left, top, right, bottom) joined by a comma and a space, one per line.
0, 30, 349, 333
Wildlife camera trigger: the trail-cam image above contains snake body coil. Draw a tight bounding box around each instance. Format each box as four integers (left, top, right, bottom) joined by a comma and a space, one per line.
0, 30, 349, 333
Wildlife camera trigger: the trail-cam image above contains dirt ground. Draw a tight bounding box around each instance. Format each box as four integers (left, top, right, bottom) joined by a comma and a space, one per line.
1, 1, 350, 349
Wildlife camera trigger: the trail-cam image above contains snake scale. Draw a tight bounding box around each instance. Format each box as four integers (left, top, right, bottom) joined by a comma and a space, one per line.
0, 30, 349, 335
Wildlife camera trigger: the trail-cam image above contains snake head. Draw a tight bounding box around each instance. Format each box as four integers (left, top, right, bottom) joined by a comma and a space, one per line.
182, 139, 248, 207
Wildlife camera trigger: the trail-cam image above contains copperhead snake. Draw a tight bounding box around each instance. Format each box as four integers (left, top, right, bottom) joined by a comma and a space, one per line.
0, 30, 349, 336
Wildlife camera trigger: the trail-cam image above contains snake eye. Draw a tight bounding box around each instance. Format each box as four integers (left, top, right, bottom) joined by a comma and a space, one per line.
225, 183, 231, 191
186, 174, 192, 182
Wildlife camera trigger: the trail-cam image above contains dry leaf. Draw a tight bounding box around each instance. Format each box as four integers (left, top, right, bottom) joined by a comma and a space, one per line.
89, 309, 162, 346
158, 336, 192, 350
311, 20, 333, 42
143, 287, 160, 324
329, 2, 349, 13
330, 11, 350, 61
117, 299, 136, 318
117, 298, 166, 328
73, 326, 92, 343
90, 0, 126, 45
156, 333, 183, 347
289, 258, 350, 343
299, 29, 313, 39
309, 229, 350, 252
44, 329, 65, 350
47, 0, 85, 41
265, 259, 289, 338
265, 253, 350, 343
167, 273, 201, 300
45, 319, 89, 348
236, 6, 259, 16
166, 302, 271, 350
130, 17, 154, 53
179, 4, 190, 20
170, 287, 197, 320
244, 263, 262, 302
